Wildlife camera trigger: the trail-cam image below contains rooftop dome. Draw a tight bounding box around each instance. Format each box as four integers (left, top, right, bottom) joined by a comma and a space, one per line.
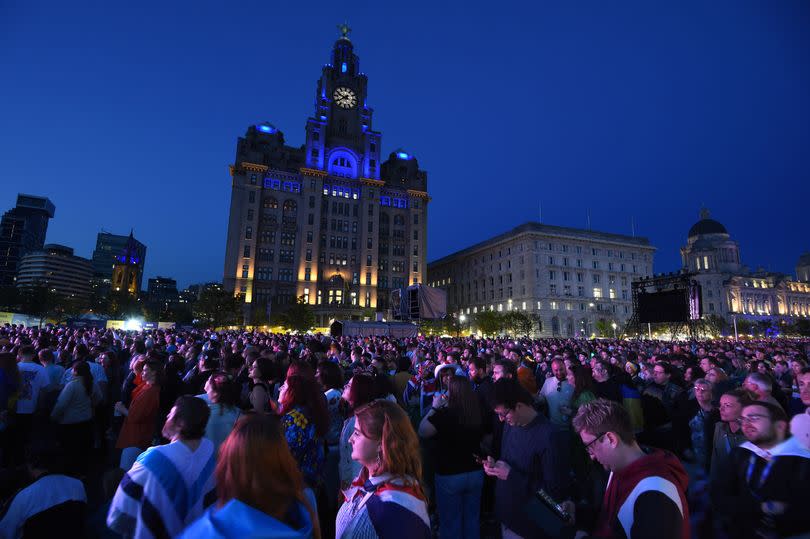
688, 208, 728, 239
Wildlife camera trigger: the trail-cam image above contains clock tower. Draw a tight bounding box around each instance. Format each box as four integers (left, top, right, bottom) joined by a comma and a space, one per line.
305, 26, 381, 180
223, 26, 429, 326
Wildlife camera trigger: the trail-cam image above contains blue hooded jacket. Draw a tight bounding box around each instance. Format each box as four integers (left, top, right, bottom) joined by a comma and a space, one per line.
179, 497, 315, 539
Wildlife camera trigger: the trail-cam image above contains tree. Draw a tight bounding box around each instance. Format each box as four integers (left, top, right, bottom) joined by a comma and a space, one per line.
193, 288, 242, 328
108, 291, 143, 319
19, 285, 60, 326
0, 285, 22, 312
594, 318, 611, 338
702, 315, 728, 337
279, 296, 315, 333
473, 311, 504, 337
502, 311, 533, 337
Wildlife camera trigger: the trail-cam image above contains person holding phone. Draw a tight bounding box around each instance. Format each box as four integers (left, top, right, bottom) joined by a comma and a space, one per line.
418, 375, 485, 539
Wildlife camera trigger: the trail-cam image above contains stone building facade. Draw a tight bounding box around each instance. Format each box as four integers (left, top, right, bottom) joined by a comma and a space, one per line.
223, 30, 429, 326
428, 222, 655, 337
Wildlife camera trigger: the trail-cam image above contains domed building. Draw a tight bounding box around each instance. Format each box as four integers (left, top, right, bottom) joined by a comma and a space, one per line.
680, 209, 810, 322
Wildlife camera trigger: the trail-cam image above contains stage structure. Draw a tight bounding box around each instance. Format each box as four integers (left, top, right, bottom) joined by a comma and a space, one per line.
626, 272, 703, 339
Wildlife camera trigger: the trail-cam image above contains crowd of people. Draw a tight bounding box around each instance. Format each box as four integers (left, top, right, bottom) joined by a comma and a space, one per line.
0, 323, 808, 538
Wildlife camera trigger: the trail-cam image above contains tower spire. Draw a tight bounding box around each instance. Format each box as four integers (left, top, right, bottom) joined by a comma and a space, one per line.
337, 21, 352, 41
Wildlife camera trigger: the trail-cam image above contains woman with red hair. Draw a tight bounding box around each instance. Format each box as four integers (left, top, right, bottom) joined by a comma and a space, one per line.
279, 374, 329, 488
336, 400, 430, 539
180, 413, 321, 538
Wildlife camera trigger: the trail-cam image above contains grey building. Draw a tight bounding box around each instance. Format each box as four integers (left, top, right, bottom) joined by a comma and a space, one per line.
428, 222, 656, 337
16, 244, 93, 298
91, 231, 146, 295
0, 194, 56, 287
679, 208, 810, 322
223, 29, 429, 326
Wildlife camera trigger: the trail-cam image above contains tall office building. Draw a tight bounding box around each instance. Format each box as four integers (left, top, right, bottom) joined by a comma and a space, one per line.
16, 244, 93, 298
223, 27, 429, 325
91, 231, 146, 295
0, 194, 56, 286
428, 223, 656, 337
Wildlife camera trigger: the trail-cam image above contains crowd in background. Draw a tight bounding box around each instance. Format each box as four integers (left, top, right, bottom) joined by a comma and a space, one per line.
0, 323, 809, 538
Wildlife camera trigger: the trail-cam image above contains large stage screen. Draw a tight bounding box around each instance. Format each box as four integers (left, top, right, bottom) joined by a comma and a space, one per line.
637, 289, 691, 323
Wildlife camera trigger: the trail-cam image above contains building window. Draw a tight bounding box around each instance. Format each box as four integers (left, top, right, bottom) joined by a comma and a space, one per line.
366, 255, 372, 267
593, 287, 603, 298
241, 265, 249, 279
249, 191, 255, 203
366, 272, 372, 285
305, 249, 312, 262
305, 267, 311, 281
243, 246, 251, 258
250, 173, 257, 184
245, 226, 252, 240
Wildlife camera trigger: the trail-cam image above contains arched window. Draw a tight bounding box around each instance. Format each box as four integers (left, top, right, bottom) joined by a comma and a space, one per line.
283, 200, 297, 214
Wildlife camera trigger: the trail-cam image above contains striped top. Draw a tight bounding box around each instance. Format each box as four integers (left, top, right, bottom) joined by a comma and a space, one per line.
107, 439, 217, 539
335, 473, 430, 539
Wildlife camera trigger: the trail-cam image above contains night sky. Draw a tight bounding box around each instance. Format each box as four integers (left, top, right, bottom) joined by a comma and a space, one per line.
2, 1, 808, 289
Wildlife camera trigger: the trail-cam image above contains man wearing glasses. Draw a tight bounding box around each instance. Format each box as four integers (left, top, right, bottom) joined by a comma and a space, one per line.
484, 378, 570, 539
568, 398, 689, 539
711, 401, 810, 538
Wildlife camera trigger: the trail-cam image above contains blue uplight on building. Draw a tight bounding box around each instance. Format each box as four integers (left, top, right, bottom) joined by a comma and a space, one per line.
397, 152, 410, 160
341, 62, 347, 73
320, 115, 327, 121
257, 124, 275, 133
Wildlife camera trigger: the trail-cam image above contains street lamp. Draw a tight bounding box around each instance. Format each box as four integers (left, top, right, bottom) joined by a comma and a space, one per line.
611, 321, 617, 339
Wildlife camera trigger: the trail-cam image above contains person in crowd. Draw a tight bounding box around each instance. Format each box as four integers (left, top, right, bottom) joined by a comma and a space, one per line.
339, 374, 377, 490
789, 366, 810, 416
179, 413, 321, 539
0, 442, 87, 538
279, 374, 329, 488
418, 375, 485, 539
484, 378, 570, 539
538, 358, 574, 427
743, 372, 784, 410
711, 401, 810, 538
563, 363, 597, 418
317, 360, 345, 447
316, 360, 345, 522
247, 357, 277, 413
592, 360, 623, 403
569, 398, 689, 539
639, 362, 683, 451
336, 400, 430, 539
38, 348, 65, 389
0, 352, 20, 443
686, 378, 719, 473
491, 358, 516, 383
115, 359, 163, 452
50, 361, 102, 476
108, 396, 216, 539
200, 371, 241, 455
8, 345, 50, 466
710, 388, 752, 477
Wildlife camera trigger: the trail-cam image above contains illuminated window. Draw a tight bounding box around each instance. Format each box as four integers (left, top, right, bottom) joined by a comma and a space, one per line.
593, 287, 603, 298
703, 256, 710, 270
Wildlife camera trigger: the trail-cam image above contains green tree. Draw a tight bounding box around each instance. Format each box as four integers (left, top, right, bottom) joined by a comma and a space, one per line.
502, 311, 533, 337
193, 288, 242, 328
0, 285, 22, 312
272, 296, 315, 333
108, 291, 143, 319
594, 318, 611, 338
473, 311, 504, 337
19, 284, 60, 326
702, 314, 728, 337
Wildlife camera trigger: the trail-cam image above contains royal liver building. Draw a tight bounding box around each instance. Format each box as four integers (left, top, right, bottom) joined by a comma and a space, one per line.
223, 27, 429, 326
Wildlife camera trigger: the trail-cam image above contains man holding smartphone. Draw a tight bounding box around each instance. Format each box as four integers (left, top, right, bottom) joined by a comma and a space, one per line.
484, 378, 570, 539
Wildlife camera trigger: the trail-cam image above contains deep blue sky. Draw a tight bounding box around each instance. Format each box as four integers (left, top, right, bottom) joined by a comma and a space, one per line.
2, 1, 809, 289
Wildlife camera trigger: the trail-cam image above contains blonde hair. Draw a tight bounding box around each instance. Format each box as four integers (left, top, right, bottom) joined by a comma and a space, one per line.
572, 398, 634, 444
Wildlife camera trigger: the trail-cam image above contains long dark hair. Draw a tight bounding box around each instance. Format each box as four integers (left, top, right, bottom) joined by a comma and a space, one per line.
447, 375, 482, 429
73, 361, 93, 396
569, 364, 594, 402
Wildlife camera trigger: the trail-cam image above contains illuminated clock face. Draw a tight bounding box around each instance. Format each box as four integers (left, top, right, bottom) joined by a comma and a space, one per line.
333, 87, 357, 109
